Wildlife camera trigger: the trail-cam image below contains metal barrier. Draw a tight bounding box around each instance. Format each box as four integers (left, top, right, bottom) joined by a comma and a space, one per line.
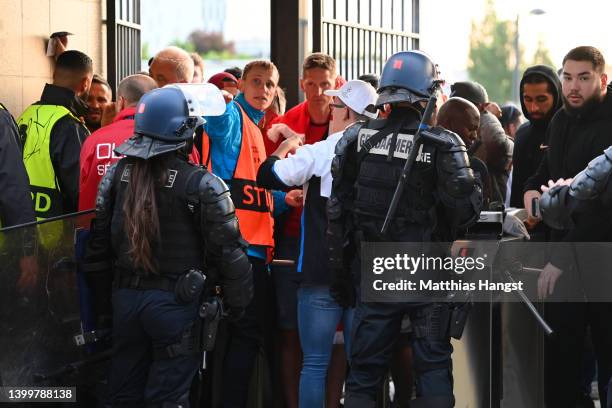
0, 211, 106, 406
106, 0, 142, 97
316, 0, 420, 79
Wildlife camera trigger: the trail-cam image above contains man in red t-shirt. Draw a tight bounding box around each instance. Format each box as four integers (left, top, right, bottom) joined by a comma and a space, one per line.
263, 53, 346, 408
78, 74, 157, 210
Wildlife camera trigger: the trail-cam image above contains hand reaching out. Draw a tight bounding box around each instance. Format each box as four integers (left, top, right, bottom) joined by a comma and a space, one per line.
267, 123, 305, 144
285, 189, 304, 207
541, 178, 573, 193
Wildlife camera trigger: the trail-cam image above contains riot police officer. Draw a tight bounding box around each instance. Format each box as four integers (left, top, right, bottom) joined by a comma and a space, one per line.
540, 151, 612, 408
327, 51, 483, 408
83, 84, 253, 407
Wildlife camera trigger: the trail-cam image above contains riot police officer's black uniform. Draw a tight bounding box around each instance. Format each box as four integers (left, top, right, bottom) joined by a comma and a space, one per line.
541, 147, 612, 408
327, 51, 483, 408
83, 86, 253, 408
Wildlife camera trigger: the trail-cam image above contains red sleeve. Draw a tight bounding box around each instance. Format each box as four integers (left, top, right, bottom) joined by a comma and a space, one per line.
188, 145, 201, 165
262, 110, 286, 156
78, 140, 94, 211
263, 102, 311, 155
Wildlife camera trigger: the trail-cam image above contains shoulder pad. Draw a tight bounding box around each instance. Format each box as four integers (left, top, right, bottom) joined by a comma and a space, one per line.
366, 118, 387, 130
334, 121, 363, 155
199, 169, 231, 203
427, 127, 466, 149
569, 147, 612, 200
198, 169, 241, 245
428, 126, 463, 141
95, 163, 118, 218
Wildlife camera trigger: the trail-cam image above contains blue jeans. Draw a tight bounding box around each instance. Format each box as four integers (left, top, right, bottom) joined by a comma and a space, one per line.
297, 285, 354, 408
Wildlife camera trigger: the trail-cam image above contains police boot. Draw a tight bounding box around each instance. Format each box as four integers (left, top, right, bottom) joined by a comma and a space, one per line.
410, 395, 454, 408
344, 393, 377, 408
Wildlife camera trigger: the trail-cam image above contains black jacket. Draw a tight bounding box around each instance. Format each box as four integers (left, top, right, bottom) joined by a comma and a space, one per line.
32, 84, 90, 214
526, 85, 612, 264
510, 65, 562, 207
0, 105, 35, 227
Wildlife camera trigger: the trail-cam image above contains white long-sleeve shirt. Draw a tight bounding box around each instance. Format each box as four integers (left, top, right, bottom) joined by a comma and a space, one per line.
272, 130, 344, 199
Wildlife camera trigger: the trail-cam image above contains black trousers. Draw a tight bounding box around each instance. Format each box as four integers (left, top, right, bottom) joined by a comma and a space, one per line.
544, 302, 612, 408
109, 288, 199, 407
222, 256, 277, 408
345, 302, 454, 406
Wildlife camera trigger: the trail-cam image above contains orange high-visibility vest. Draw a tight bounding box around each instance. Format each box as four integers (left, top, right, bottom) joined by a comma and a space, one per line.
202, 103, 274, 249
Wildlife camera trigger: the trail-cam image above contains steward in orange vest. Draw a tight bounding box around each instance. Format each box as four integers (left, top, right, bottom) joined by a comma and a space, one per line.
201, 60, 286, 408
201, 62, 285, 262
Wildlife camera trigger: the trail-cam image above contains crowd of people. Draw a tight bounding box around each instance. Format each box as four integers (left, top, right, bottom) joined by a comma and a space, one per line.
0, 41, 611, 408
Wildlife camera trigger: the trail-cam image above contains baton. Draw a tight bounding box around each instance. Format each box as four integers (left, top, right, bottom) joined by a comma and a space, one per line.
503, 269, 554, 336
271, 259, 295, 267
381, 93, 439, 234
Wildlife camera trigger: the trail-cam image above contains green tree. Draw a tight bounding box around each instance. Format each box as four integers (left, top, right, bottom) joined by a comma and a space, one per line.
532, 39, 555, 68
467, 0, 514, 103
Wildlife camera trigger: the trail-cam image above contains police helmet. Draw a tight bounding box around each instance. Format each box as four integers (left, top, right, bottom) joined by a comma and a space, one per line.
115, 83, 225, 160
376, 50, 441, 107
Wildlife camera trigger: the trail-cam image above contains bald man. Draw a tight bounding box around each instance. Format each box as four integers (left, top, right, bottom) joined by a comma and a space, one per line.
79, 74, 158, 210
149, 46, 195, 87
437, 97, 480, 148
438, 97, 492, 207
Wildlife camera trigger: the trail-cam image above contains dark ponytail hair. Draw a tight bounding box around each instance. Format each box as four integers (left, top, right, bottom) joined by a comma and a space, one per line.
122, 154, 170, 274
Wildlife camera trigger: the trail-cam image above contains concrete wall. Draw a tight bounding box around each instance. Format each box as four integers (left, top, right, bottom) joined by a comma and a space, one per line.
0, 0, 105, 117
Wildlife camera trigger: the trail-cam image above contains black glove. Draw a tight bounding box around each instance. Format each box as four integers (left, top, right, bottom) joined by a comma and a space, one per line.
540, 185, 573, 230
330, 273, 356, 308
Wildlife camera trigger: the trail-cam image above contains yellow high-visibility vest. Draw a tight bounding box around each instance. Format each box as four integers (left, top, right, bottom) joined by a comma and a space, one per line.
18, 104, 81, 220
18, 104, 82, 250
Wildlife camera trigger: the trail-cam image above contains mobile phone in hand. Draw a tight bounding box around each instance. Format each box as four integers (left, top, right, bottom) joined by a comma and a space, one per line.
531, 197, 540, 218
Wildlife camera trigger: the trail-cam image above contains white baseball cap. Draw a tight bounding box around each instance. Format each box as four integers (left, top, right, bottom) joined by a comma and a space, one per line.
324, 80, 378, 119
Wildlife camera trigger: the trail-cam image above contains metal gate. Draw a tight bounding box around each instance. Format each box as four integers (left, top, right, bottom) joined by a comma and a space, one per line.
106, 0, 142, 95
314, 0, 420, 80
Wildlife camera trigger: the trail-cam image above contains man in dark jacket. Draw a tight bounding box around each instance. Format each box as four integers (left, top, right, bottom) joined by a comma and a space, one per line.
0, 103, 37, 294
524, 46, 612, 408
17, 50, 92, 218
450, 81, 513, 206
509, 65, 562, 208
0, 103, 35, 228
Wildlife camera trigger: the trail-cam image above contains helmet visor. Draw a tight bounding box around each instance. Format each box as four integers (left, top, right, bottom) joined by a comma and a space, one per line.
164, 83, 227, 119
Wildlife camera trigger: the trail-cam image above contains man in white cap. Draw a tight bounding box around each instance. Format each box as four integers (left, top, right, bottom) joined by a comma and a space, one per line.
257, 79, 377, 197
256, 79, 377, 408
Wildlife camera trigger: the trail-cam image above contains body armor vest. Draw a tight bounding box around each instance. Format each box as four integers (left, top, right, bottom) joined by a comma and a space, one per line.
352, 117, 438, 240
111, 156, 204, 278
